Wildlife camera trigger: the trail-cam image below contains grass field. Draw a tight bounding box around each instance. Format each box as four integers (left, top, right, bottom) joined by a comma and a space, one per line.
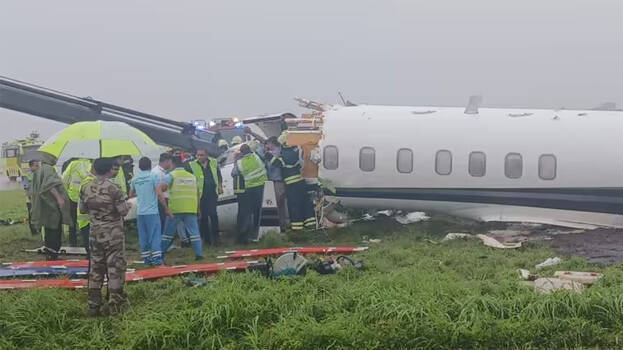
1, 189, 623, 349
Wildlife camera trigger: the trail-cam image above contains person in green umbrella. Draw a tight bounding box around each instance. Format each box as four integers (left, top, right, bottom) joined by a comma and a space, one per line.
30, 151, 72, 260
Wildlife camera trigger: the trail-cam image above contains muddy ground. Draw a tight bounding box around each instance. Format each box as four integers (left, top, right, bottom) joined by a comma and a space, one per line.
485, 224, 623, 266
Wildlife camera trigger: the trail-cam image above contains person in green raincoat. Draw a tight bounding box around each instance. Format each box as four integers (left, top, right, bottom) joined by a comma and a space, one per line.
30, 152, 72, 260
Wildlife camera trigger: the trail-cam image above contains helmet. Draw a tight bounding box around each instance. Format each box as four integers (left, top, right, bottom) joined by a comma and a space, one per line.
247, 140, 260, 152
231, 136, 243, 145
277, 131, 288, 145
218, 139, 229, 148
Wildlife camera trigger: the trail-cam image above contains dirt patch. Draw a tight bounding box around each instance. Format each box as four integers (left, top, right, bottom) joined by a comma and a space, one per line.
547, 228, 623, 266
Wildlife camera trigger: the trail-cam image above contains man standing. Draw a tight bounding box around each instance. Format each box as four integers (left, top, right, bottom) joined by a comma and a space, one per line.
264, 137, 289, 231
151, 153, 173, 229
62, 158, 91, 246
234, 144, 267, 242
30, 152, 72, 260
274, 134, 317, 231
130, 157, 167, 266
80, 158, 131, 316
110, 157, 128, 195
187, 149, 223, 246
76, 167, 96, 258
161, 156, 204, 260
23, 159, 40, 235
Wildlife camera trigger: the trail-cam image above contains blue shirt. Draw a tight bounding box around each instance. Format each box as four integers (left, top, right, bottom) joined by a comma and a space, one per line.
130, 171, 160, 216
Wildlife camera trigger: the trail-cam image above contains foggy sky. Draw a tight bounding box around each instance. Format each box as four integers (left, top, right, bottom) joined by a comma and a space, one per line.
1, 0, 621, 143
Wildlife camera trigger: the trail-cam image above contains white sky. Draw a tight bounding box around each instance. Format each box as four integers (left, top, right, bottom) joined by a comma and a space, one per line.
1, 0, 621, 142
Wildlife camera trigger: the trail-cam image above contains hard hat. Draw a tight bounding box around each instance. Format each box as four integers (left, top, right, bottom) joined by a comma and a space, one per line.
277, 131, 288, 145
247, 140, 260, 152
231, 136, 243, 145
218, 139, 229, 147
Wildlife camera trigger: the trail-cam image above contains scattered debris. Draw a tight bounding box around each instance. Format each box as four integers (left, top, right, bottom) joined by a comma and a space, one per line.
186, 277, 210, 287
25, 246, 88, 255
535, 257, 562, 270
554, 271, 602, 285
394, 212, 430, 225
437, 233, 522, 249
529, 277, 585, 294
518, 268, 537, 281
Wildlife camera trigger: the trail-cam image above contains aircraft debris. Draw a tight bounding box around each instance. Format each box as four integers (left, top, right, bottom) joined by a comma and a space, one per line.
394, 212, 430, 224
535, 257, 562, 270
436, 233, 522, 249
529, 278, 585, 294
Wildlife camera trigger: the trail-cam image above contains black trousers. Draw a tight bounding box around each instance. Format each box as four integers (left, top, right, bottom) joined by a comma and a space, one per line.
285, 180, 316, 230
80, 224, 91, 260
26, 202, 38, 235
199, 192, 220, 246
44, 220, 63, 261
68, 200, 78, 246
245, 185, 264, 241
235, 192, 250, 244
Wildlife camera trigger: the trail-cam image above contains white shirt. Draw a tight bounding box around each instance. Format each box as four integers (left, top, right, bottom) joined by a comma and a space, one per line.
151, 165, 169, 198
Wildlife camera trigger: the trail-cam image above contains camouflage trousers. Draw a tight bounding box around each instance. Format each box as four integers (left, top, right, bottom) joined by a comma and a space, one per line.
88, 227, 126, 312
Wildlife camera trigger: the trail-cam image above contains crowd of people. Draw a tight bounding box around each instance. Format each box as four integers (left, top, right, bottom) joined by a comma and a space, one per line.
22, 129, 317, 315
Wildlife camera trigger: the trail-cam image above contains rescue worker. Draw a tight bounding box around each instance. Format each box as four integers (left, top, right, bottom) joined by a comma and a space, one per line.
243, 127, 288, 231
30, 152, 72, 260
231, 135, 243, 146
161, 156, 204, 260
110, 156, 128, 195
23, 159, 40, 235
217, 139, 229, 166
233, 144, 267, 242
270, 133, 317, 231
76, 167, 96, 258
151, 153, 174, 231
187, 149, 223, 246
62, 158, 92, 246
264, 137, 289, 231
231, 153, 247, 243
80, 157, 132, 316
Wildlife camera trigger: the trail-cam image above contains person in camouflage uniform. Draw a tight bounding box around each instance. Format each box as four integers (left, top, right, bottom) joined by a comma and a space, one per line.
79, 158, 132, 316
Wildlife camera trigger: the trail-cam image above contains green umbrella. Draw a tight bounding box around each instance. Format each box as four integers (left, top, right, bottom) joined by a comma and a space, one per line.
39, 121, 164, 159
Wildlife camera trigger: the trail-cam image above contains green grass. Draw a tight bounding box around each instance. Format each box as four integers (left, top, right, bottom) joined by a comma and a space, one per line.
1, 189, 623, 349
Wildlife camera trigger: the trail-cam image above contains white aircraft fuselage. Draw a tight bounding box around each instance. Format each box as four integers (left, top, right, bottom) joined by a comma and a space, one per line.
318, 105, 623, 229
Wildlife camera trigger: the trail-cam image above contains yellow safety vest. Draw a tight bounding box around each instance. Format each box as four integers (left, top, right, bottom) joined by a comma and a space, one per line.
62, 159, 91, 202
168, 168, 199, 214
77, 175, 95, 229
237, 153, 267, 189
111, 167, 127, 194
188, 159, 219, 198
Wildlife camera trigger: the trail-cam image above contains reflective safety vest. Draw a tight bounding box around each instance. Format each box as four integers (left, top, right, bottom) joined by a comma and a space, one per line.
188, 158, 219, 198
280, 146, 303, 185
168, 168, 199, 214
62, 159, 91, 202
237, 153, 267, 189
77, 175, 95, 229
111, 167, 127, 195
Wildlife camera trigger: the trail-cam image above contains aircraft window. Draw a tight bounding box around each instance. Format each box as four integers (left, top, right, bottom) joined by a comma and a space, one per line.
435, 150, 452, 175
323, 146, 339, 170
539, 154, 557, 180
505, 153, 523, 179
396, 148, 413, 173
468, 151, 486, 177
359, 147, 376, 172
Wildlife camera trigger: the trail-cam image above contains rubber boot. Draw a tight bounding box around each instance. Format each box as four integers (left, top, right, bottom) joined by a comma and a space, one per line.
87, 289, 102, 317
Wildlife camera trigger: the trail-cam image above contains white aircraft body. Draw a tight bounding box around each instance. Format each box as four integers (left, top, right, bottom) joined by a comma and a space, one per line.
214, 102, 623, 230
